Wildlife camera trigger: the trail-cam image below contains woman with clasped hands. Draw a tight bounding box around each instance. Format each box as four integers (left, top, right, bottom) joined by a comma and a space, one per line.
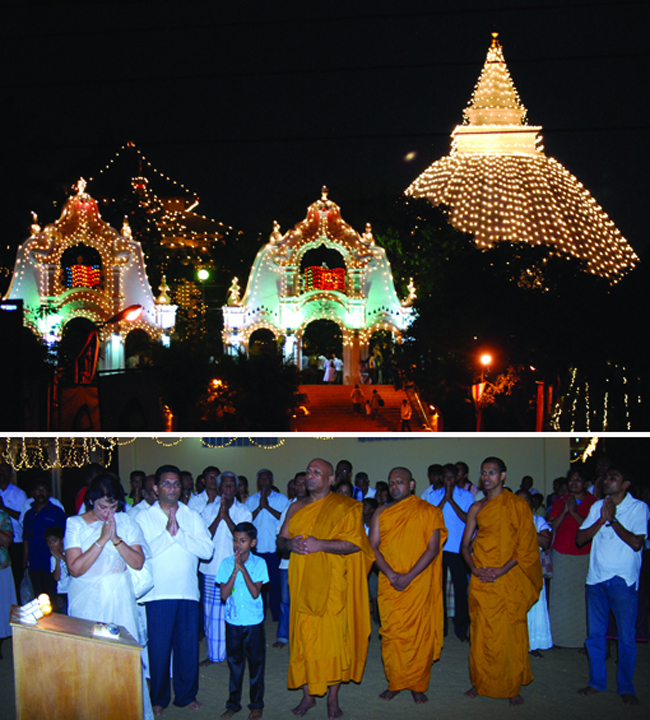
65, 472, 153, 719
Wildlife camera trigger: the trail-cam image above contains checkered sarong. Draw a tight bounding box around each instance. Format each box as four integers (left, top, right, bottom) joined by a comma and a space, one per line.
202, 573, 226, 662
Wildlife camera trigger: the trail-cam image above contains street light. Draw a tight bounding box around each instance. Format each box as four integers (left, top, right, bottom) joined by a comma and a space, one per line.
198, 268, 210, 306
473, 351, 493, 432
99, 304, 143, 329
73, 304, 144, 383
479, 353, 492, 382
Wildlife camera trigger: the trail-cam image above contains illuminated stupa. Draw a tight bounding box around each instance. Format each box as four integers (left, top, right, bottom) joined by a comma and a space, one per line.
406, 33, 638, 281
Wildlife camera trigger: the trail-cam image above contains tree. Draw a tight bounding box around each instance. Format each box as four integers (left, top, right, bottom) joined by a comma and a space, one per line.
373, 196, 630, 430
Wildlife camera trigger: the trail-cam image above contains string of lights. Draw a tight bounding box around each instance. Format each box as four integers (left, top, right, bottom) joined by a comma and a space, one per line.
406, 34, 638, 282
223, 188, 411, 363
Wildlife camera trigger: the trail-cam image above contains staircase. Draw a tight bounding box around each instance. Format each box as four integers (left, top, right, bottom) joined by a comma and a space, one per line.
291, 385, 413, 432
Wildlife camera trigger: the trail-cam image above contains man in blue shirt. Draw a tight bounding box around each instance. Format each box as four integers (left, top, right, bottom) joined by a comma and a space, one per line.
23, 477, 66, 599
428, 463, 475, 642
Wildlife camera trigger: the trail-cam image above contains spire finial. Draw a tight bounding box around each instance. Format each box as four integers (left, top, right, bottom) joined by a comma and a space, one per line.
491, 32, 500, 49
321, 185, 329, 201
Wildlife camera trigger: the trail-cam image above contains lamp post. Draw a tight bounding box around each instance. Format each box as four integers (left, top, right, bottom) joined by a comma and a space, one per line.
198, 268, 209, 308
479, 353, 492, 382
99, 304, 143, 329
472, 352, 492, 432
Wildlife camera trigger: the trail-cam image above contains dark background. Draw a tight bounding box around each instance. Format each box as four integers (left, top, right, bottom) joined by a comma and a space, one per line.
1, 0, 647, 261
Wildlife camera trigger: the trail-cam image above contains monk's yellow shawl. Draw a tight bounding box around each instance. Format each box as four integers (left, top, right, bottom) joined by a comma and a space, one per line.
287, 492, 374, 695
468, 491, 543, 698
378, 494, 447, 692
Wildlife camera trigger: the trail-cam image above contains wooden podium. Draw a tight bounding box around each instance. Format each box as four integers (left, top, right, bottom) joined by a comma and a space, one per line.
11, 608, 143, 720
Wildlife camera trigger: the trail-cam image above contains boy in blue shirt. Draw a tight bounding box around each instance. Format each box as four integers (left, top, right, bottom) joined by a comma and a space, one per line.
216, 522, 269, 720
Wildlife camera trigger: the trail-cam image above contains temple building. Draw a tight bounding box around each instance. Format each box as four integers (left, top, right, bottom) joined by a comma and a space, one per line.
406, 34, 638, 282
88, 142, 240, 256
222, 188, 413, 383
3, 180, 176, 371
86, 142, 243, 312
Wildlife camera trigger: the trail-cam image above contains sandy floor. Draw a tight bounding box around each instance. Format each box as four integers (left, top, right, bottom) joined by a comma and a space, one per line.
2, 616, 648, 720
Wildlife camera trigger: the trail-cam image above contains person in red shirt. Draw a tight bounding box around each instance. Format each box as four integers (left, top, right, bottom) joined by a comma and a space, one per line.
548, 465, 597, 648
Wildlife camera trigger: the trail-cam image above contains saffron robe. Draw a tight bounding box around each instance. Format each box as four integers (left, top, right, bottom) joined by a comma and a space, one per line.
468, 491, 543, 698
377, 495, 448, 692
287, 492, 374, 695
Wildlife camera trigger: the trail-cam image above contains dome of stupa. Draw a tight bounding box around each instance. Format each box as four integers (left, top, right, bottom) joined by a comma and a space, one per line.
406, 34, 638, 281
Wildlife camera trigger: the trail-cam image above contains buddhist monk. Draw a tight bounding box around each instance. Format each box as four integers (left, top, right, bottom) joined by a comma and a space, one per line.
369, 467, 447, 704
460, 457, 542, 706
277, 458, 373, 719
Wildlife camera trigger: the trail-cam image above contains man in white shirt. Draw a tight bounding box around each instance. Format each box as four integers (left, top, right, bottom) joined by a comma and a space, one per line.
136, 464, 213, 715
576, 466, 649, 706
0, 461, 28, 597
428, 463, 475, 642
273, 471, 307, 648
128, 475, 156, 517
188, 466, 220, 514
245, 469, 289, 623
333, 355, 344, 383
197, 471, 252, 666
420, 464, 444, 503
353, 472, 376, 502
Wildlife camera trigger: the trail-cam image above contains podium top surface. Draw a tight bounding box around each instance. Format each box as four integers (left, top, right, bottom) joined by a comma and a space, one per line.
10, 607, 142, 650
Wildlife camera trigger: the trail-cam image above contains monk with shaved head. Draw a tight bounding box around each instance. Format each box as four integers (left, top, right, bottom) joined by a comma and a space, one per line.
278, 459, 374, 719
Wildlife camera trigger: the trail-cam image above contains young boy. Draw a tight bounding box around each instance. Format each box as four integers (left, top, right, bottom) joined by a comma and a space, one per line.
215, 522, 269, 720
45, 526, 70, 614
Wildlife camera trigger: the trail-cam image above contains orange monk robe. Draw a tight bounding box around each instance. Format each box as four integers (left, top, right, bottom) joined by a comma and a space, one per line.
287, 492, 374, 696
468, 491, 543, 698
377, 495, 447, 692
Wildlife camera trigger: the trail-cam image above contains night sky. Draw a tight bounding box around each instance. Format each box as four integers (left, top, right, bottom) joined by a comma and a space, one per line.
2, 0, 647, 261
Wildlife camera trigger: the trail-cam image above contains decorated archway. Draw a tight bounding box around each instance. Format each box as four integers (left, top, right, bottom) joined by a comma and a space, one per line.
3, 180, 177, 371
222, 188, 413, 384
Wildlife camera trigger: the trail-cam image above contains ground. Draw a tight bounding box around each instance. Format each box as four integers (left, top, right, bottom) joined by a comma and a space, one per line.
2, 617, 648, 719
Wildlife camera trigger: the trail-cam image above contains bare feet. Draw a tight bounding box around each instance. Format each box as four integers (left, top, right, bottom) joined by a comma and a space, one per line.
291, 696, 316, 717
220, 710, 236, 719
379, 689, 400, 701
199, 658, 214, 667
530, 650, 544, 659
187, 700, 203, 710
578, 686, 600, 697
509, 695, 524, 706
153, 706, 164, 717
411, 691, 428, 704
621, 694, 639, 705
464, 686, 478, 698
326, 697, 343, 719
248, 710, 263, 719
272, 641, 286, 649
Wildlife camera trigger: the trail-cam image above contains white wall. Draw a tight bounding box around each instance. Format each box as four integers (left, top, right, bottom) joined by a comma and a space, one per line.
118, 435, 569, 497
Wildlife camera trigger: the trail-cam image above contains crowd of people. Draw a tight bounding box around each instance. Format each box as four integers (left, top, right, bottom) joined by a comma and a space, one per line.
1, 454, 649, 718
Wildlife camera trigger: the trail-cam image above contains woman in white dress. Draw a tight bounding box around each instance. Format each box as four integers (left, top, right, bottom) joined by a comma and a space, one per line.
65, 473, 152, 718
323, 356, 336, 383
517, 489, 553, 656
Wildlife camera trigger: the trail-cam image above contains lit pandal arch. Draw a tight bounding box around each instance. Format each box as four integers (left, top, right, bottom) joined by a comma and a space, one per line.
4, 180, 175, 364
223, 189, 411, 383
